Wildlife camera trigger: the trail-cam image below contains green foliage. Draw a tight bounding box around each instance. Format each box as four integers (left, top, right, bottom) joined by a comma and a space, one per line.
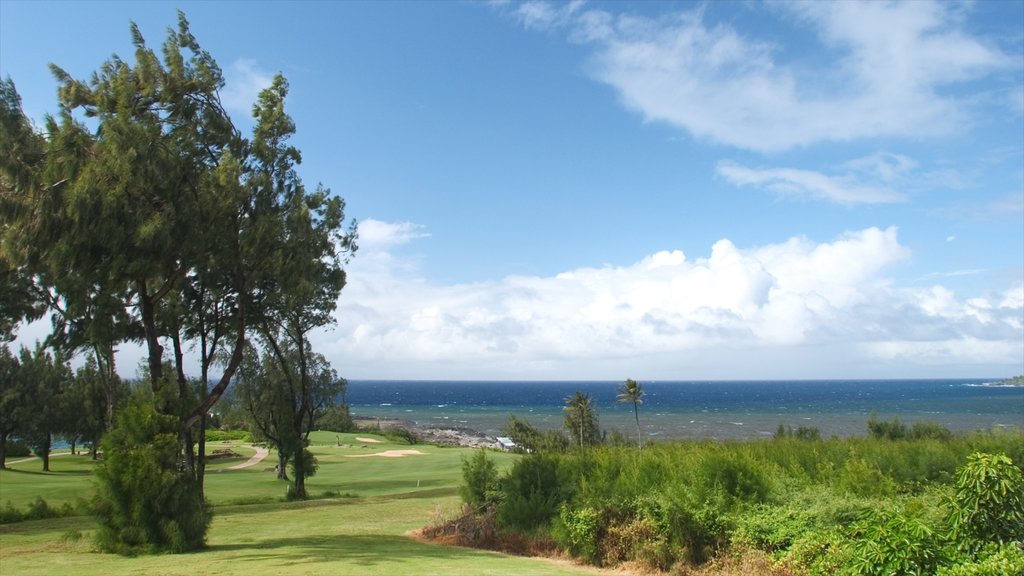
460, 449, 499, 508
203, 429, 253, 442
0, 497, 83, 524
4, 438, 30, 457
937, 543, 1024, 576
774, 423, 822, 440
946, 452, 1024, 550
497, 454, 570, 531
849, 503, 944, 576
868, 412, 953, 441
382, 426, 418, 445
93, 400, 212, 554
562, 391, 600, 450
554, 504, 601, 564
318, 404, 354, 432
837, 456, 898, 497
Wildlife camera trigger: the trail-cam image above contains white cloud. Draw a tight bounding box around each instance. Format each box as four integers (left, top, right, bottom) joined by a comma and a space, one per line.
717, 160, 907, 205
221, 59, 275, 116
358, 219, 431, 249
315, 222, 1022, 379
506, 1, 1015, 152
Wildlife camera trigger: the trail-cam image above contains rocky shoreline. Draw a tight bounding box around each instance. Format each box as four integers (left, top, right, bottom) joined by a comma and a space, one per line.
352, 416, 500, 450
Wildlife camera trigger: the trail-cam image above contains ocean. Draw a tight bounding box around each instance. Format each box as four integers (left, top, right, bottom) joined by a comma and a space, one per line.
346, 379, 1024, 440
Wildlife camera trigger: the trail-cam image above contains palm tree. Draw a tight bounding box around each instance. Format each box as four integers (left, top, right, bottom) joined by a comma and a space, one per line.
617, 378, 644, 453
563, 391, 597, 450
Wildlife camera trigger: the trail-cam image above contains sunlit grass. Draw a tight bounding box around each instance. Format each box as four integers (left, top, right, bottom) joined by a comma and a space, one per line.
0, 432, 584, 576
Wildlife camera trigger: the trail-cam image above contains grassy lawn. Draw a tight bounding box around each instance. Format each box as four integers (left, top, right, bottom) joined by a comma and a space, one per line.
0, 432, 593, 575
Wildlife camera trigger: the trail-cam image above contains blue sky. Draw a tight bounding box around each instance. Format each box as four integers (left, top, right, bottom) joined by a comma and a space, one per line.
2, 1, 1022, 380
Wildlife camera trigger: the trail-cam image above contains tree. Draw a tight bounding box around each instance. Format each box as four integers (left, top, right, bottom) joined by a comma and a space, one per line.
616, 378, 644, 454
0, 345, 24, 468
0, 13, 355, 551
563, 391, 600, 450
244, 74, 353, 499
237, 344, 344, 497
18, 343, 70, 472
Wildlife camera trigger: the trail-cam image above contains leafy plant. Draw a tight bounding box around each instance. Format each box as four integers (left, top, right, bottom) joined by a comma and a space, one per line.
848, 503, 943, 576
946, 452, 1024, 551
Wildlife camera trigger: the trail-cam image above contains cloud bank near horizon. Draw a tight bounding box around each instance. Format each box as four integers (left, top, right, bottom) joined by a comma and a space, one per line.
314, 219, 1023, 380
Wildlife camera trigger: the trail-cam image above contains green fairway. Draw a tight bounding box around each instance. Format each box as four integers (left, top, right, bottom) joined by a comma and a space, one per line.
0, 432, 593, 575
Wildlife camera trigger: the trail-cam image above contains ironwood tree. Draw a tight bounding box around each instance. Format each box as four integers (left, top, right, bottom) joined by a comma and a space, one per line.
0, 12, 355, 552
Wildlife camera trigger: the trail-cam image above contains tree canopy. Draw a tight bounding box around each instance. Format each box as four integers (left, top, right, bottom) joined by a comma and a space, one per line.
0, 11, 356, 552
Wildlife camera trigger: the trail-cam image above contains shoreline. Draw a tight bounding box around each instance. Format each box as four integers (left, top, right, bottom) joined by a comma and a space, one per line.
352, 416, 500, 449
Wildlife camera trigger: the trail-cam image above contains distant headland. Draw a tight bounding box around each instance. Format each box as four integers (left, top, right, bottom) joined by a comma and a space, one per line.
994, 375, 1024, 387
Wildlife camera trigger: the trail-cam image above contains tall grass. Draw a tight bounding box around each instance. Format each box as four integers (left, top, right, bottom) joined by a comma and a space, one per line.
466, 429, 1024, 573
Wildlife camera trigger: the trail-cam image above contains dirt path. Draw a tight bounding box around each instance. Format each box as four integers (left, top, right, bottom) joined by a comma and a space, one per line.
222, 446, 270, 471
6, 451, 75, 466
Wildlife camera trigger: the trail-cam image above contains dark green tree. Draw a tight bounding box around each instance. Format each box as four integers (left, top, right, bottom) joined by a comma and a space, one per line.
18, 343, 70, 471
616, 378, 644, 453
0, 345, 24, 468
237, 344, 344, 497
563, 391, 600, 450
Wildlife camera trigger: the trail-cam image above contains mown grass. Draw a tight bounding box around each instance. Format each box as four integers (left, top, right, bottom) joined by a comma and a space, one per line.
0, 431, 590, 576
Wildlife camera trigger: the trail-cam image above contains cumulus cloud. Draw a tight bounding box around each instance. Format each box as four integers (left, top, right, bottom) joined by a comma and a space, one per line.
316, 222, 1023, 379
501, 1, 1015, 152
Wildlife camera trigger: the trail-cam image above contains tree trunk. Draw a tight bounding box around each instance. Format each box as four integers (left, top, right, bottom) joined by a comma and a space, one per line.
70, 436, 77, 456
292, 448, 308, 500
277, 450, 289, 481
634, 403, 642, 453
40, 433, 51, 472
0, 434, 7, 469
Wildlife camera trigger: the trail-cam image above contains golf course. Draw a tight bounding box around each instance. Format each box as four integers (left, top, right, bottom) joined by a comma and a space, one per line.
0, 431, 596, 575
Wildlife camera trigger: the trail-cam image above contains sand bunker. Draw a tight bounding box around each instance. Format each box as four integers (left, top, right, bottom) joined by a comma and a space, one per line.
346, 449, 426, 458
355, 437, 383, 443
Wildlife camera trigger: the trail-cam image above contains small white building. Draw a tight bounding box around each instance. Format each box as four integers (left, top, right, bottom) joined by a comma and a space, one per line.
495, 437, 517, 451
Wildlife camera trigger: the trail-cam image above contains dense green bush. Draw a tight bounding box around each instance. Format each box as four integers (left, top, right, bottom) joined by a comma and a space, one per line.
204, 429, 253, 443
497, 454, 570, 531
454, 428, 1024, 573
93, 400, 212, 554
849, 503, 944, 576
460, 449, 499, 508
946, 452, 1024, 550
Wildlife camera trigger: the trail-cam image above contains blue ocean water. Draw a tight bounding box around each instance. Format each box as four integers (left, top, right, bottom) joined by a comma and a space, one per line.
346, 379, 1024, 440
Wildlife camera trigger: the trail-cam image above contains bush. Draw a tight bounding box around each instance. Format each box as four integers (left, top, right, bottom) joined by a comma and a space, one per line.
460, 449, 499, 508
204, 429, 252, 443
938, 543, 1024, 576
497, 454, 570, 532
946, 452, 1024, 551
554, 504, 601, 563
848, 503, 943, 576
5, 439, 31, 458
382, 426, 418, 445
93, 400, 212, 554
318, 404, 354, 432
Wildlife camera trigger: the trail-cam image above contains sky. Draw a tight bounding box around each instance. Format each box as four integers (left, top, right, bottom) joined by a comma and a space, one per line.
1, 0, 1022, 380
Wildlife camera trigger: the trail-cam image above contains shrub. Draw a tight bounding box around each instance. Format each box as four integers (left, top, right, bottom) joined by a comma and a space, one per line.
837, 457, 897, 498
554, 504, 601, 564
937, 543, 1024, 576
5, 439, 31, 458
946, 452, 1024, 551
93, 400, 212, 554
460, 449, 499, 508
848, 503, 944, 576
382, 426, 418, 445
204, 429, 252, 443
497, 454, 569, 531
